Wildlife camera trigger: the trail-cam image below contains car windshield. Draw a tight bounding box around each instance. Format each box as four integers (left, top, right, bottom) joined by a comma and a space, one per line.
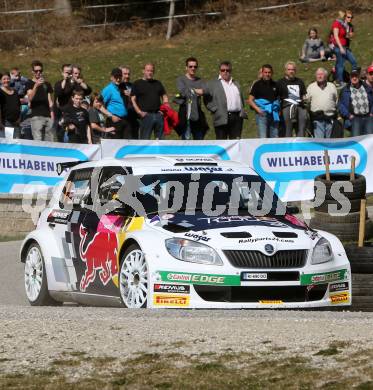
112, 173, 286, 217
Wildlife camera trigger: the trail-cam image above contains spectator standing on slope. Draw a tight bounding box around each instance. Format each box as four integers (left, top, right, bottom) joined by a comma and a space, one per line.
277, 61, 307, 137
339, 68, 373, 136
204, 61, 247, 139
25, 60, 55, 141
248, 64, 280, 138
0, 72, 21, 138
307, 68, 338, 138
62, 90, 92, 144
119, 65, 139, 139
131, 63, 168, 140
175, 56, 208, 140
101, 68, 131, 139
329, 10, 358, 88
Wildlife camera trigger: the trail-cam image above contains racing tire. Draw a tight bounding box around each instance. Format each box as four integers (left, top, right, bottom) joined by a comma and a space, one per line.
24, 243, 61, 306
314, 173, 366, 201
119, 244, 149, 308
312, 211, 367, 224
344, 244, 373, 274
314, 198, 364, 213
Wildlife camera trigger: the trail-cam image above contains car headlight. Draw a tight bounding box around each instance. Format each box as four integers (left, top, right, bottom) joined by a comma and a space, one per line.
165, 238, 223, 266
311, 238, 333, 265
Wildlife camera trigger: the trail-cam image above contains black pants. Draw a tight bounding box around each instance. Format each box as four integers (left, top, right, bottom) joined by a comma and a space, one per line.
214, 112, 243, 139
107, 118, 132, 139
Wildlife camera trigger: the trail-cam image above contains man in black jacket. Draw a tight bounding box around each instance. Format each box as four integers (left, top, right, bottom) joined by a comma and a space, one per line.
277, 61, 307, 137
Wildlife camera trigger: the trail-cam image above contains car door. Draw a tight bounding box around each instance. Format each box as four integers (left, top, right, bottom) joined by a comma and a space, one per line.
73, 166, 132, 296
46, 167, 94, 293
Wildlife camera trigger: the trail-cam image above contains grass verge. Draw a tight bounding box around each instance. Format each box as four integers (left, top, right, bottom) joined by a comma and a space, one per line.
1, 347, 373, 389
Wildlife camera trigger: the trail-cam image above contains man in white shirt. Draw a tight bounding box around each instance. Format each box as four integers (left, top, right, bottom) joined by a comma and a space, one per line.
204, 61, 247, 139
307, 67, 338, 138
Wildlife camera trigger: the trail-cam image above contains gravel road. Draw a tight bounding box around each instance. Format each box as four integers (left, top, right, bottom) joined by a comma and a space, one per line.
1, 240, 373, 386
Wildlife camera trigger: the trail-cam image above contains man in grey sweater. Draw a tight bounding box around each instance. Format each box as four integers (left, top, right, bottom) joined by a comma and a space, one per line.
175, 57, 208, 140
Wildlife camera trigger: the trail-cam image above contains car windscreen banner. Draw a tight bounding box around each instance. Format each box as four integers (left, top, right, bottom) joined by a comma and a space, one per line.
101, 136, 373, 202
0, 139, 101, 194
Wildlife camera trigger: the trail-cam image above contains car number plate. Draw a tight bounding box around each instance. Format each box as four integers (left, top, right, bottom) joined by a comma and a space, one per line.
242, 272, 268, 280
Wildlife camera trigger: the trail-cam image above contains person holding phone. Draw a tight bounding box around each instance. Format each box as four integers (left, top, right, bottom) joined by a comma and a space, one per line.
25, 60, 54, 141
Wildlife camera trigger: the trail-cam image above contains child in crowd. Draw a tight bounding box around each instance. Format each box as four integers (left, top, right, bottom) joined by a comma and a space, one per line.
88, 92, 115, 143
300, 28, 326, 63
62, 90, 92, 144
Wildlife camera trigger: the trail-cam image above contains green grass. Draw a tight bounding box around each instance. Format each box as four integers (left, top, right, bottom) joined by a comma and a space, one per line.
1, 12, 373, 139
2, 349, 373, 389
0, 234, 26, 242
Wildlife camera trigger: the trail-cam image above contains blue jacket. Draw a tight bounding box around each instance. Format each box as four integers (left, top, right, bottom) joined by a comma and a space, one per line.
101, 82, 127, 118
338, 82, 373, 119
254, 98, 280, 122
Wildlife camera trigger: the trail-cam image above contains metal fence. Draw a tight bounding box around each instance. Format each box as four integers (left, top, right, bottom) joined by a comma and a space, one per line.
0, 0, 311, 38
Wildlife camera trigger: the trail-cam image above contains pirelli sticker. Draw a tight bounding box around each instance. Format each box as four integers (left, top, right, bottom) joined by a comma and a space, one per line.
330, 292, 349, 304
153, 294, 190, 307
300, 269, 348, 286
259, 300, 283, 304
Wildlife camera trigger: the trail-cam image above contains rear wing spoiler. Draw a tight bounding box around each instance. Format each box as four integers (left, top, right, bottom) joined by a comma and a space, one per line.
56, 161, 86, 175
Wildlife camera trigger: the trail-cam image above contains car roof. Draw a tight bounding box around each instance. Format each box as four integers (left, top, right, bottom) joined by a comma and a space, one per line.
69, 156, 258, 176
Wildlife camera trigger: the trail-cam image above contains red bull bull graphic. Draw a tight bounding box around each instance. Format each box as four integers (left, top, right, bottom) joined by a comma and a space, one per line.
79, 215, 123, 291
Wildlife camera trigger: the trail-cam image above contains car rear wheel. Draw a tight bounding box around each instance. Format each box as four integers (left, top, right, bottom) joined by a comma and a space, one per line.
119, 244, 149, 308
24, 243, 60, 306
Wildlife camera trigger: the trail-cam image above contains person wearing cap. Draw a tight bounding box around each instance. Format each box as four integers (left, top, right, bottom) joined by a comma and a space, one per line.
101, 68, 131, 139
364, 65, 373, 91
339, 68, 373, 136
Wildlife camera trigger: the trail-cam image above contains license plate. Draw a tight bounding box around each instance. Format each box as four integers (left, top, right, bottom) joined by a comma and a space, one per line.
242, 272, 268, 280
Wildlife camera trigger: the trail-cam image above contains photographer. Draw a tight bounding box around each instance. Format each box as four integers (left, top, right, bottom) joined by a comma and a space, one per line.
25, 60, 54, 141
277, 61, 307, 137
54, 64, 74, 141
71, 65, 92, 97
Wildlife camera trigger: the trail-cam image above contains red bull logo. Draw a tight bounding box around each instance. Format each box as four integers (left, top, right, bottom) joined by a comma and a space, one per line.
79, 221, 119, 292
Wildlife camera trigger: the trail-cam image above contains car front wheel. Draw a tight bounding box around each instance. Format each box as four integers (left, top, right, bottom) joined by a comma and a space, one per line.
119, 244, 149, 308
24, 243, 60, 306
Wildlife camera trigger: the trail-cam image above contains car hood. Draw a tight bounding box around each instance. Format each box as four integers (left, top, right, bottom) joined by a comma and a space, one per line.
145, 211, 317, 249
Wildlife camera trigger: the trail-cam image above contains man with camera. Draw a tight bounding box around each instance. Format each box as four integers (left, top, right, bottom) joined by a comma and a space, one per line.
276, 61, 307, 137
25, 60, 54, 141
71, 65, 92, 97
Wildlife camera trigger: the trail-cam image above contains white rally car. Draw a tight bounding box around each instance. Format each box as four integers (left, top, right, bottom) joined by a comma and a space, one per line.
20, 156, 351, 309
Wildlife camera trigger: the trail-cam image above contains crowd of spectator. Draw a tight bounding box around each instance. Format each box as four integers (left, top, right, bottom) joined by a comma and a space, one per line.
0, 9, 372, 143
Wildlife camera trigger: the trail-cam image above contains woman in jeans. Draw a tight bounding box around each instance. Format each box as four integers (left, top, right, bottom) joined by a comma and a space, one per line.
329, 10, 358, 87
0, 73, 21, 138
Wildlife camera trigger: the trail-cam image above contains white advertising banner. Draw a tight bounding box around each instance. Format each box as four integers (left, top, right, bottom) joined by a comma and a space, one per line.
239, 136, 373, 201
1, 136, 372, 201
0, 139, 101, 193
101, 139, 242, 161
